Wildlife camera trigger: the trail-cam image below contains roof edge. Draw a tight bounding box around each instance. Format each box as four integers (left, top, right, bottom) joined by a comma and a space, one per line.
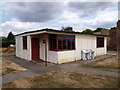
15, 28, 109, 37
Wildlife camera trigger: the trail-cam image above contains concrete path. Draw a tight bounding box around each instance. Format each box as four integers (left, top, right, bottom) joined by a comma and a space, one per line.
59, 54, 119, 77
2, 54, 119, 85
2, 70, 38, 84
62, 67, 119, 77
59, 54, 114, 68
2, 65, 60, 85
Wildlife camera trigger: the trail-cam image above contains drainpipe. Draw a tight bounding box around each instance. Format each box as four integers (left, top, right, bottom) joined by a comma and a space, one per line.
45, 34, 48, 67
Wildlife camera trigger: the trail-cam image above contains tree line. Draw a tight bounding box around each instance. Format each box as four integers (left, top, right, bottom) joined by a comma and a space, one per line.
0, 32, 15, 47
61, 26, 102, 34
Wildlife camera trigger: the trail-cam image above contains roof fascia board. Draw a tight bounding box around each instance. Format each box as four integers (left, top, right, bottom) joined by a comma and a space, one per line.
15, 31, 47, 37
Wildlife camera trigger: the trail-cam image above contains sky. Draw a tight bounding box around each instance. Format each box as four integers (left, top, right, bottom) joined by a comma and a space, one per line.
0, 0, 119, 37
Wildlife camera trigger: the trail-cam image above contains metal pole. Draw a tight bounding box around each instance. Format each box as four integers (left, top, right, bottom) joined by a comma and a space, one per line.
45, 34, 47, 67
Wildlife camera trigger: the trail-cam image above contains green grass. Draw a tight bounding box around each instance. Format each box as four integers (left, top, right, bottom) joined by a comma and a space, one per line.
0, 54, 15, 57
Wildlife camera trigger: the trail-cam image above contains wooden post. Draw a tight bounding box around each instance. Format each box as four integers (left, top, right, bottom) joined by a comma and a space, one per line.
45, 34, 48, 67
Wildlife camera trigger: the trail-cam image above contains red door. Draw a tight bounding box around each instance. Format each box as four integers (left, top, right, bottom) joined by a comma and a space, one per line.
31, 38, 40, 60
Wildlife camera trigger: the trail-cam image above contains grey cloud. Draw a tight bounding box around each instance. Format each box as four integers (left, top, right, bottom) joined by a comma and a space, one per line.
6, 2, 64, 22
68, 2, 116, 17
84, 21, 116, 30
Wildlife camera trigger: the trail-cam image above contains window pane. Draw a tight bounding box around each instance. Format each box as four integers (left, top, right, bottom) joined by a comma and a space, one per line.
97, 37, 104, 47
52, 39, 56, 50
63, 39, 67, 49
49, 34, 56, 50
67, 40, 71, 49
58, 39, 62, 50
58, 35, 74, 39
71, 39, 75, 49
23, 36, 27, 49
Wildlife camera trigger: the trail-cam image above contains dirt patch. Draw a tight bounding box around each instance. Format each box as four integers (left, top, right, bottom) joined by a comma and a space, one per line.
3, 78, 31, 88
1, 48, 15, 57
1, 47, 27, 75
2, 70, 118, 88
2, 58, 27, 75
80, 56, 119, 72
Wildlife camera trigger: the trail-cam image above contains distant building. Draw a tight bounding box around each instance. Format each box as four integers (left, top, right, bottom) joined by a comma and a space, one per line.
117, 20, 120, 51
109, 27, 117, 50
93, 28, 110, 48
93, 21, 119, 51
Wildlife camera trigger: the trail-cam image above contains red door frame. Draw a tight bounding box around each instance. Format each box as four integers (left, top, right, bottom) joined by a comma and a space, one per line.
31, 37, 40, 61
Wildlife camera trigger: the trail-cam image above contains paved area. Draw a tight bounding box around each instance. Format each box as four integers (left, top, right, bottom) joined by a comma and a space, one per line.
63, 67, 119, 77
59, 54, 114, 68
2, 57, 60, 84
2, 70, 38, 84
2, 54, 119, 85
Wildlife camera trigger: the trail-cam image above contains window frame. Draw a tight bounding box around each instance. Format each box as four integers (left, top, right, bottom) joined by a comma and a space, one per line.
49, 34, 75, 51
96, 37, 104, 48
23, 36, 27, 50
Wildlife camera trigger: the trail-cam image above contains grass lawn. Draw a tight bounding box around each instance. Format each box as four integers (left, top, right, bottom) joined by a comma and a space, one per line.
0, 48, 27, 75
0, 48, 15, 57
79, 56, 119, 72
3, 70, 118, 88
1, 58, 27, 75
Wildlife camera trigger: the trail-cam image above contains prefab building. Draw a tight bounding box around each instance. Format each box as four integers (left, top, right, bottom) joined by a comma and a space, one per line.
15, 29, 107, 64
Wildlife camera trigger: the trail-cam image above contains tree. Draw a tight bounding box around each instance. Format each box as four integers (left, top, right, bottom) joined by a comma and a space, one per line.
61, 26, 73, 32
1, 31, 15, 47
7, 31, 15, 40
93, 28, 102, 33
81, 29, 93, 34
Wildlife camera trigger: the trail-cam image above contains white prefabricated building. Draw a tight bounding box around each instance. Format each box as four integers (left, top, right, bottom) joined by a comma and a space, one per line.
15, 29, 107, 64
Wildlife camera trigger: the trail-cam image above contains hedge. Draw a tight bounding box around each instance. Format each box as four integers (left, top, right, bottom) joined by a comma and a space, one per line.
0, 39, 15, 47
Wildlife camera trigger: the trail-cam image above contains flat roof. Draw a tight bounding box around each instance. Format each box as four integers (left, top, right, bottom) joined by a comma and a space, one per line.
15, 28, 109, 37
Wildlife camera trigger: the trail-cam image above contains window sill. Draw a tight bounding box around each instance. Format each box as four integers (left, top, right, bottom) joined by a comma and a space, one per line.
97, 47, 104, 48
23, 49, 27, 50
49, 49, 76, 51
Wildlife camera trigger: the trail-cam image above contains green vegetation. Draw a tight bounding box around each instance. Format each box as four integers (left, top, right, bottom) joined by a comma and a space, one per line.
93, 28, 102, 33
0, 31, 15, 47
61, 26, 74, 32
81, 28, 103, 34
7, 31, 15, 40
81, 29, 93, 34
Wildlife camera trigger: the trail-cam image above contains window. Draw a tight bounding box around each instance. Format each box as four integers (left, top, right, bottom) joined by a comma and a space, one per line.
49, 34, 75, 51
97, 37, 104, 48
23, 36, 27, 49
49, 34, 57, 50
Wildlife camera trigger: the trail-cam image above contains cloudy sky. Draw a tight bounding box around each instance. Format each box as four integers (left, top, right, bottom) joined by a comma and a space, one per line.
0, 1, 118, 36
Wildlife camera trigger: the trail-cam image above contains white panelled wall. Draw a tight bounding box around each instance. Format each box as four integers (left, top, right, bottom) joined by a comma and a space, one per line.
15, 35, 31, 61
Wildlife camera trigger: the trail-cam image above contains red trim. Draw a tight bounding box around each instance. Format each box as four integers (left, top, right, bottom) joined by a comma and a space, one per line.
49, 49, 75, 51
49, 34, 76, 51
56, 34, 58, 50
74, 35, 76, 50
